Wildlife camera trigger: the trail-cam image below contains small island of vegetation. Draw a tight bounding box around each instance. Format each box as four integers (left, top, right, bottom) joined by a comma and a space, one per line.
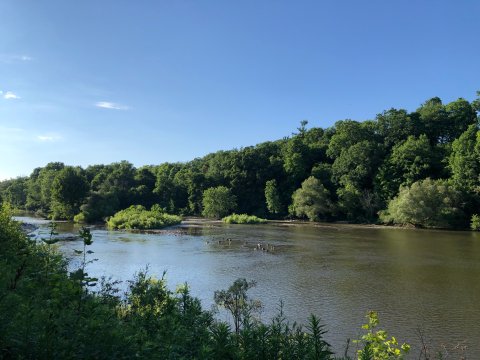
106, 205, 182, 230
222, 213, 267, 224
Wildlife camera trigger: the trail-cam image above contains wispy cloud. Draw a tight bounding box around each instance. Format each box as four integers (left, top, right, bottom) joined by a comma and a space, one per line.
0, 126, 23, 132
0, 54, 33, 63
37, 134, 63, 142
95, 101, 130, 110
3, 91, 20, 100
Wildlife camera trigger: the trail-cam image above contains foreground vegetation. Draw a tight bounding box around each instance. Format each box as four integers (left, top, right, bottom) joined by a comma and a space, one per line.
223, 213, 267, 224
0, 206, 418, 359
105, 205, 182, 230
1, 92, 480, 230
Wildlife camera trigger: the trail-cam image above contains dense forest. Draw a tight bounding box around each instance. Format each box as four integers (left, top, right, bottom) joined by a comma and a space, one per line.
2, 93, 480, 229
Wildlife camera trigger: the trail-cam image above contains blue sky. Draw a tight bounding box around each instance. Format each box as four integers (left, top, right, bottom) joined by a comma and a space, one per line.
1, 0, 479, 180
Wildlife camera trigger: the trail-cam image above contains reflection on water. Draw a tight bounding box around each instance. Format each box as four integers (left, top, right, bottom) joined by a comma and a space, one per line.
19, 217, 480, 356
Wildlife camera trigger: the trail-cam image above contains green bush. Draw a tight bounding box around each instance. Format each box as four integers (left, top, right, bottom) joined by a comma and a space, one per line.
379, 178, 465, 229
355, 311, 410, 359
73, 212, 86, 223
222, 213, 267, 224
107, 205, 181, 230
471, 214, 480, 231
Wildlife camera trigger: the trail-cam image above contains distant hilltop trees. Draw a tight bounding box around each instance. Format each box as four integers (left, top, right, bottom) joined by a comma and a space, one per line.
2, 92, 480, 229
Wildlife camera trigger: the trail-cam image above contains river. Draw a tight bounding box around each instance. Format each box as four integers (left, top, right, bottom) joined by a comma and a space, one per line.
18, 216, 480, 357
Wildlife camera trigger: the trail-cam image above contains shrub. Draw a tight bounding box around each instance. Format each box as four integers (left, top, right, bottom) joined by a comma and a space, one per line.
73, 212, 86, 223
471, 214, 480, 231
379, 178, 465, 229
107, 205, 181, 230
355, 311, 410, 359
222, 213, 267, 224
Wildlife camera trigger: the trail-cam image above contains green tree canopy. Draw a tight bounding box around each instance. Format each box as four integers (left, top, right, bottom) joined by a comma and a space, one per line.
380, 178, 465, 229
326, 120, 375, 159
291, 176, 332, 221
375, 108, 420, 148
332, 140, 383, 189
376, 135, 440, 200
265, 179, 283, 215
51, 166, 89, 219
449, 124, 480, 191
202, 186, 237, 219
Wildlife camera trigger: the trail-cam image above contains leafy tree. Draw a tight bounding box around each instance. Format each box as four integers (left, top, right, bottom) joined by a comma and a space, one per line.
375, 108, 420, 149
25, 162, 65, 214
337, 184, 381, 223
202, 186, 237, 219
327, 120, 375, 159
472, 90, 480, 112
2, 177, 28, 208
291, 176, 332, 221
98, 161, 136, 210
379, 178, 465, 228
282, 135, 310, 186
449, 124, 479, 191
132, 166, 158, 208
25, 167, 42, 211
376, 135, 440, 200
51, 167, 89, 219
214, 278, 261, 335
444, 97, 477, 142
265, 179, 283, 215
417, 97, 449, 144
311, 162, 333, 185
173, 164, 207, 215
78, 192, 120, 223
154, 162, 185, 213
332, 140, 384, 189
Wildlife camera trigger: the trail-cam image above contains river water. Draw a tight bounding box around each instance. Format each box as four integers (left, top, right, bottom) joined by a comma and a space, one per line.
18, 217, 480, 357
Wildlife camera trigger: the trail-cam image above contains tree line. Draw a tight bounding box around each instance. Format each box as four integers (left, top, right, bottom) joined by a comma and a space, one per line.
1, 92, 480, 229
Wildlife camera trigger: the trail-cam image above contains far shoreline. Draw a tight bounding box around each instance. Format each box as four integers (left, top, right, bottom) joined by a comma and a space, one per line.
15, 212, 474, 234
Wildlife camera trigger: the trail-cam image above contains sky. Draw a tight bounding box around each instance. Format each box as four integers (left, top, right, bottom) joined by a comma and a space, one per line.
1, 0, 479, 180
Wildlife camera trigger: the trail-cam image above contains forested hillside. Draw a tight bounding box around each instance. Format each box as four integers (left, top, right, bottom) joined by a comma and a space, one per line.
2, 93, 480, 229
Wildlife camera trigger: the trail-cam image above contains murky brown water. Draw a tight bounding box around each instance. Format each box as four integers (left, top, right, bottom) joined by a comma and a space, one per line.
20, 217, 480, 357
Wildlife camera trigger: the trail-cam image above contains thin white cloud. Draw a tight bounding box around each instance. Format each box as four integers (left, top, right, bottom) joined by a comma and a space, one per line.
0, 126, 23, 133
4, 91, 20, 100
95, 101, 130, 110
0, 54, 33, 63
37, 134, 62, 142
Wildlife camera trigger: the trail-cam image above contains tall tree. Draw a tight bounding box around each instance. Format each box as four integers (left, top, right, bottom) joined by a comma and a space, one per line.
376, 135, 441, 200
202, 186, 237, 219
291, 176, 332, 221
51, 167, 89, 219
265, 179, 283, 215
449, 124, 480, 191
